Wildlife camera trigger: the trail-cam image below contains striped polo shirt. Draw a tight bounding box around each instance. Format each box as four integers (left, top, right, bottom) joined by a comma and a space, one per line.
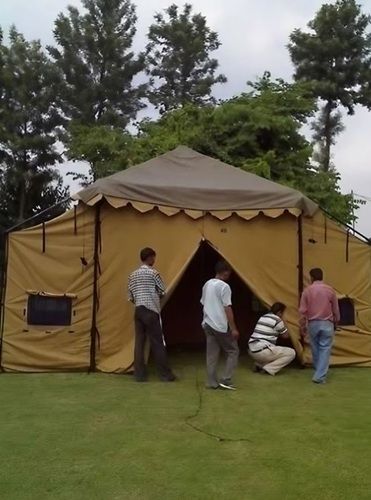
249, 313, 288, 352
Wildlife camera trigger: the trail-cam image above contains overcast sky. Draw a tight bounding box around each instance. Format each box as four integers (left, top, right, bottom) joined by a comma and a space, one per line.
2, 0, 371, 235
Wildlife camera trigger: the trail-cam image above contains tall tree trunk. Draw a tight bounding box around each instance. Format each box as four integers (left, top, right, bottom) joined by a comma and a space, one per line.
322, 100, 333, 172
18, 176, 26, 223
18, 149, 28, 223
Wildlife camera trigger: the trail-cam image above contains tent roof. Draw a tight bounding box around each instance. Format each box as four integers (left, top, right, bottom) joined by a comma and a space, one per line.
74, 146, 318, 216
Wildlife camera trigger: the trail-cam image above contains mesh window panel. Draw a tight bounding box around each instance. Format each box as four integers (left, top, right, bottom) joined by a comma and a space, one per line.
338, 298, 355, 326
27, 295, 72, 326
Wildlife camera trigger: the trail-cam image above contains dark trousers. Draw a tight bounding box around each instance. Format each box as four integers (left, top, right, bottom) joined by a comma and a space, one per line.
134, 306, 173, 381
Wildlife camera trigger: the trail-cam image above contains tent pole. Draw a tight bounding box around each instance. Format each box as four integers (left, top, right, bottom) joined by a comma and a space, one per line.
321, 208, 370, 244
298, 215, 304, 298
89, 203, 101, 372
0, 232, 9, 369
5, 197, 71, 234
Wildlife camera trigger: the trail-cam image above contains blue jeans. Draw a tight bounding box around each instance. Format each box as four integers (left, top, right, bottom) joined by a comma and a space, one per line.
308, 320, 334, 382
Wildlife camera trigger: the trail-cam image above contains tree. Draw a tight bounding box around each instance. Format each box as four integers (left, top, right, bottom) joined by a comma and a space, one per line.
146, 3, 226, 113
133, 76, 357, 223
289, 0, 371, 171
66, 124, 135, 185
0, 27, 69, 229
136, 75, 315, 180
49, 0, 146, 128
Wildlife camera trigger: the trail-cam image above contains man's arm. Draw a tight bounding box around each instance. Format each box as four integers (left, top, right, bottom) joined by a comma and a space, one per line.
154, 272, 166, 297
127, 275, 134, 303
225, 306, 239, 339
221, 285, 239, 339
299, 290, 308, 336
275, 319, 289, 339
331, 291, 341, 327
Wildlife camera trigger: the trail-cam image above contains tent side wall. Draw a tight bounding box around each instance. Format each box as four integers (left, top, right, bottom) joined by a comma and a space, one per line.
95, 208, 304, 373
2, 202, 371, 373
95, 205, 204, 373
202, 212, 303, 355
302, 212, 371, 366
95, 207, 371, 372
1, 205, 95, 372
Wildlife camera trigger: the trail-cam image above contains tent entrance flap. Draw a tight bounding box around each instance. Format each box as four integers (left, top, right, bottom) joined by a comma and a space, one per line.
161, 241, 268, 350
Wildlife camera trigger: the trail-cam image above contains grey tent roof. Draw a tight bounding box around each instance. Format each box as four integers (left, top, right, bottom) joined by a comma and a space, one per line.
75, 146, 318, 215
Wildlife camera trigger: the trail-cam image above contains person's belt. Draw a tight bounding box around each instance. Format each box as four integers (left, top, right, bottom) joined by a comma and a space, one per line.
248, 340, 270, 353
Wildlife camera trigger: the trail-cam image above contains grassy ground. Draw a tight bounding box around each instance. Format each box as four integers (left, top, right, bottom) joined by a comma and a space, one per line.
1, 353, 371, 500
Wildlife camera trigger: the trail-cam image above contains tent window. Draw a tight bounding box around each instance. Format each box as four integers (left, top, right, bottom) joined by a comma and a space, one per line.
338, 298, 355, 326
27, 295, 72, 326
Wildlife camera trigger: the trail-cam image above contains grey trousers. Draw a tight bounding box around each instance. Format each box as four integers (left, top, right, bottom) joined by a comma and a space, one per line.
203, 324, 239, 387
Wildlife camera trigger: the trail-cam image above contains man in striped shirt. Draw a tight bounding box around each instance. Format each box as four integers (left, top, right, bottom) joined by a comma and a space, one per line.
128, 247, 175, 382
248, 302, 296, 375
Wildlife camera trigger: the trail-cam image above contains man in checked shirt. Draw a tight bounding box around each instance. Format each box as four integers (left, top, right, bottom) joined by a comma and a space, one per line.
128, 247, 176, 382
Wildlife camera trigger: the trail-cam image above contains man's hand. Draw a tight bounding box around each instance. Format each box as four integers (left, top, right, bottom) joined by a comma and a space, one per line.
231, 328, 240, 340
300, 326, 308, 342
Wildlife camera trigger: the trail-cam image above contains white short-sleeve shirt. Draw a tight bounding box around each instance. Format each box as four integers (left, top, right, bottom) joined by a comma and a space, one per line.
201, 278, 232, 333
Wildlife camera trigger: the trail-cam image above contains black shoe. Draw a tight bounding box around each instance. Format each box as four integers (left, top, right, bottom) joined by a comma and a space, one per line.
252, 364, 263, 373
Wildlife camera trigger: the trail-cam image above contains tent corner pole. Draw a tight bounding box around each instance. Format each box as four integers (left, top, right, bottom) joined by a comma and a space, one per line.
0, 231, 9, 369
298, 214, 304, 299
89, 203, 101, 372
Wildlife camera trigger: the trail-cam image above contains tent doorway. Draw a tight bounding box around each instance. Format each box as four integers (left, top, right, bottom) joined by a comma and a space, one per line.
161, 241, 268, 351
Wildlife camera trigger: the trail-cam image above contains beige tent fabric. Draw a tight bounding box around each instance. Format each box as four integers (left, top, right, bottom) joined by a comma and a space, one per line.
2, 205, 95, 372
95, 205, 204, 372
74, 146, 318, 216
2, 142, 371, 372
301, 212, 371, 366
2, 203, 371, 372
91, 195, 303, 221
203, 213, 304, 357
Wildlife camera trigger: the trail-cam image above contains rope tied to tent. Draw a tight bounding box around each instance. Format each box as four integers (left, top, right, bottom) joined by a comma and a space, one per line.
185, 370, 252, 443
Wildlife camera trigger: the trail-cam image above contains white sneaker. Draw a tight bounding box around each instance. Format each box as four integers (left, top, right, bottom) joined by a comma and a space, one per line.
219, 382, 236, 391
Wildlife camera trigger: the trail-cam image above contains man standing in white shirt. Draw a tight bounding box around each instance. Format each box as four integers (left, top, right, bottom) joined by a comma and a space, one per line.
201, 260, 240, 390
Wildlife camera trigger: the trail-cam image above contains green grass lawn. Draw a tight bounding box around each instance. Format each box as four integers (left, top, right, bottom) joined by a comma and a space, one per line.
1, 353, 371, 500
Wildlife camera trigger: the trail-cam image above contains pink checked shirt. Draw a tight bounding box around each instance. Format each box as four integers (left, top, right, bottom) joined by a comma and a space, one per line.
299, 281, 340, 323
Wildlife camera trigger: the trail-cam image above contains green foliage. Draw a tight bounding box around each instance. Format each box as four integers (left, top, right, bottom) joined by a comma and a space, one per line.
135, 75, 315, 179
146, 3, 226, 113
133, 76, 355, 222
66, 124, 135, 185
49, 0, 146, 127
289, 0, 371, 170
0, 27, 69, 229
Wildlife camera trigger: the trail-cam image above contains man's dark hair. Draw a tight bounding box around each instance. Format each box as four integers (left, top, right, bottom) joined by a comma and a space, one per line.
140, 247, 156, 262
310, 268, 323, 281
215, 260, 232, 274
271, 302, 286, 315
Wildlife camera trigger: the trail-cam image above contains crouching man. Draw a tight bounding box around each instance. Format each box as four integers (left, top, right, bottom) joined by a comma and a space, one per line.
248, 302, 295, 375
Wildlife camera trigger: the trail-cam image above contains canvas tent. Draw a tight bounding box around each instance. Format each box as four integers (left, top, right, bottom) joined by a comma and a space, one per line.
1, 146, 371, 373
